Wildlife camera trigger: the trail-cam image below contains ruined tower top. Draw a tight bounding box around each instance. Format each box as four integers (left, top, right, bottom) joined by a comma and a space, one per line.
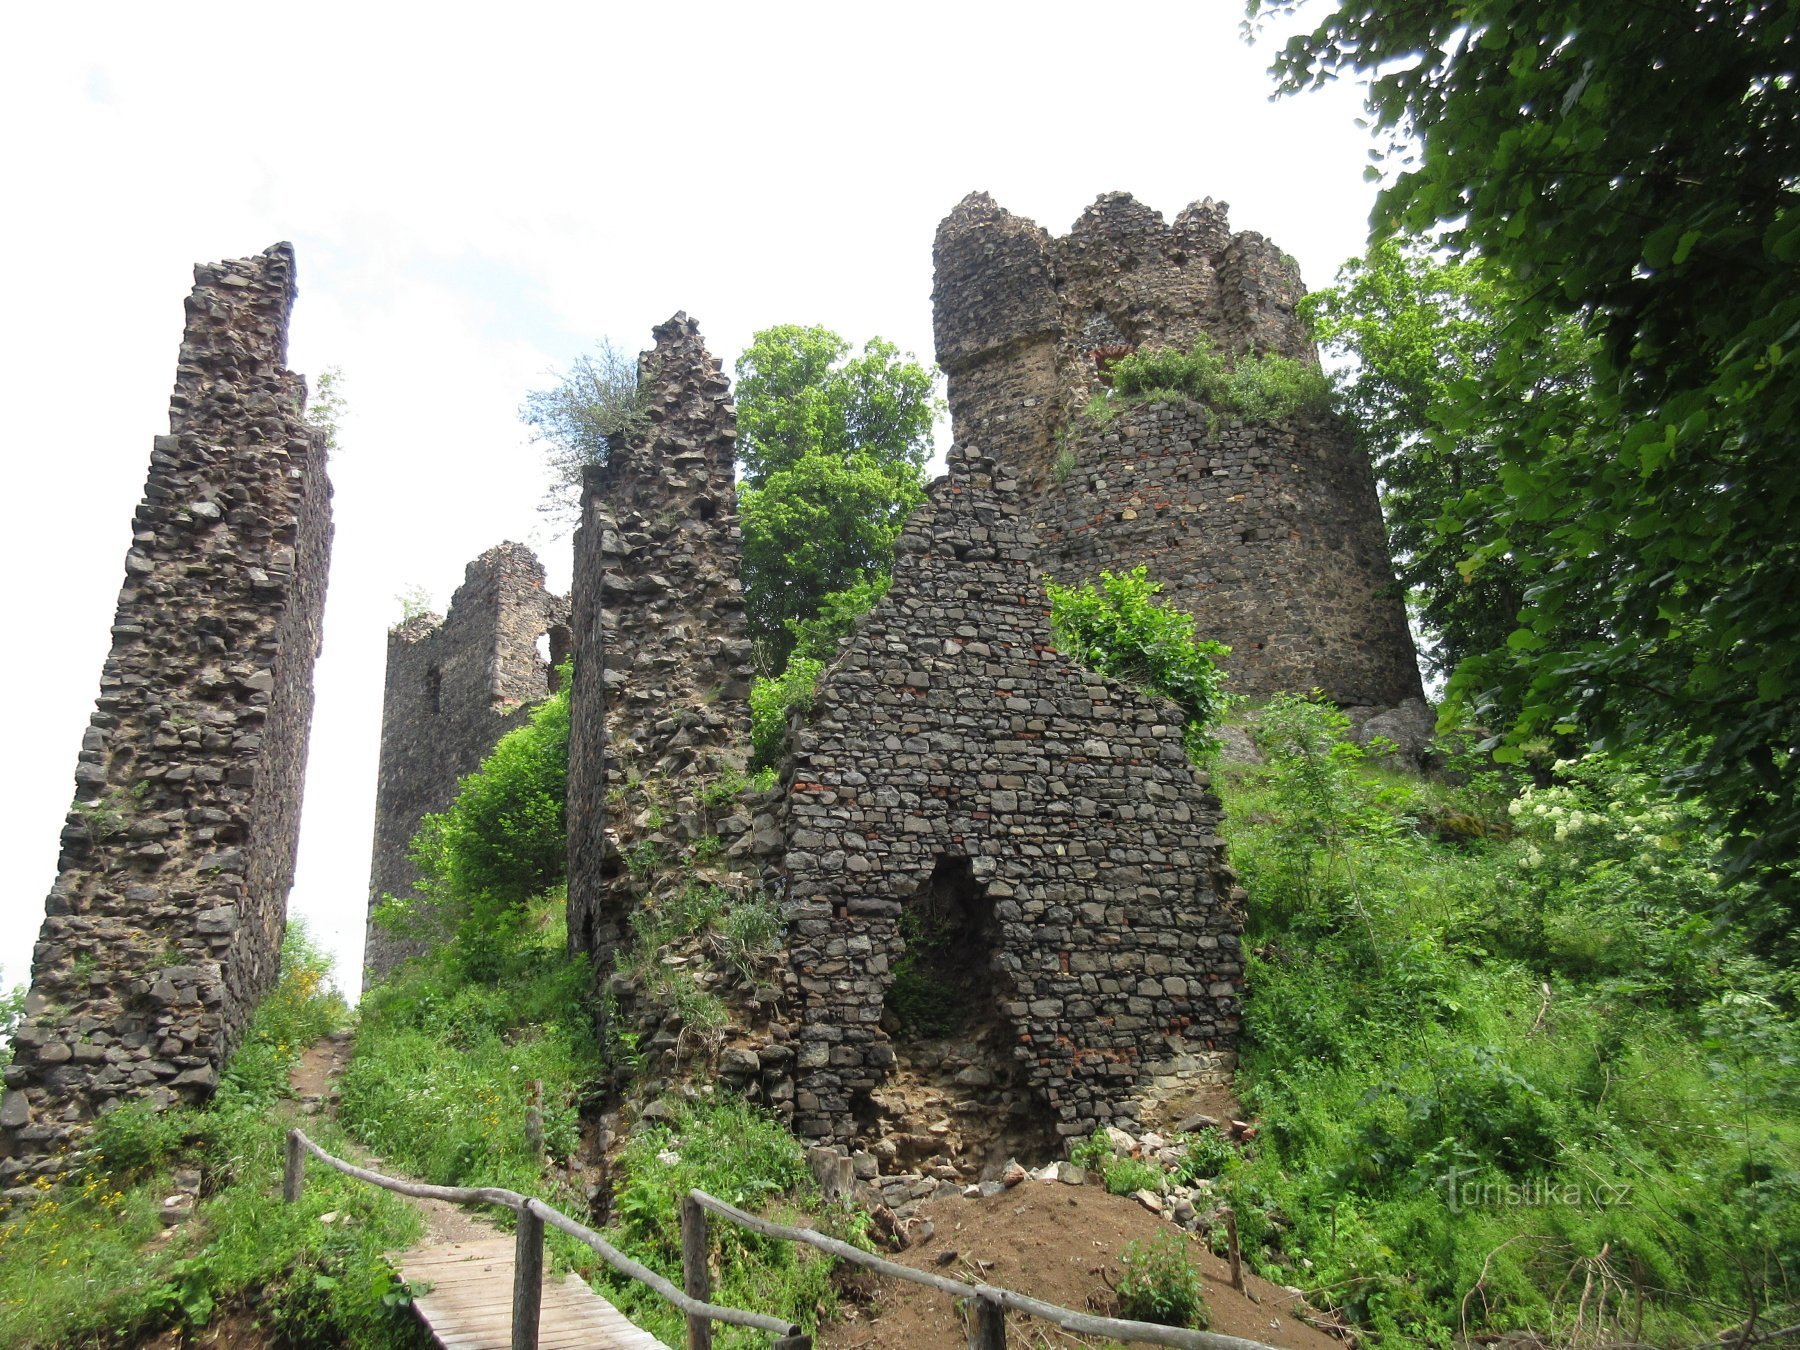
931, 191, 1313, 482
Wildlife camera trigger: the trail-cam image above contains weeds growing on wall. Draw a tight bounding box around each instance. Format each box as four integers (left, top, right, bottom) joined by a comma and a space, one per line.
1046, 566, 1229, 758
750, 655, 824, 772
0, 923, 425, 1349
1104, 335, 1330, 422
1212, 696, 1800, 1345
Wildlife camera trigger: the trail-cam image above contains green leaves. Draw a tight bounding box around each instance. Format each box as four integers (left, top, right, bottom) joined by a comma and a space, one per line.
734, 325, 938, 672
1046, 566, 1229, 757
1269, 0, 1800, 906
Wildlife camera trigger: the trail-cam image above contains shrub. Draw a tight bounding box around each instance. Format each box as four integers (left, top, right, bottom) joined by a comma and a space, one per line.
1114, 1232, 1210, 1329
602, 1099, 843, 1346
408, 678, 570, 941
749, 656, 823, 771
1108, 335, 1329, 422
1046, 566, 1229, 757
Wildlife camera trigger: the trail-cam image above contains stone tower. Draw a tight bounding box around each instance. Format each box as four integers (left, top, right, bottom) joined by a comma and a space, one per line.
566, 314, 755, 964
363, 542, 569, 982
1, 245, 333, 1189
932, 192, 1422, 708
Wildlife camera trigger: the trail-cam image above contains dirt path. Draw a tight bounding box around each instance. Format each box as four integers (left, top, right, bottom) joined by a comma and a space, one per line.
821, 1183, 1341, 1350
289, 1033, 491, 1247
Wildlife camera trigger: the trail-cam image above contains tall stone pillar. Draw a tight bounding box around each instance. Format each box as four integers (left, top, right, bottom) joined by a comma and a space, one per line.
1, 244, 333, 1191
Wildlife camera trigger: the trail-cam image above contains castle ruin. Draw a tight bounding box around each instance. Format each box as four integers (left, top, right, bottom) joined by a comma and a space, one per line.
934, 192, 1422, 708
2, 245, 333, 1190
363, 543, 569, 980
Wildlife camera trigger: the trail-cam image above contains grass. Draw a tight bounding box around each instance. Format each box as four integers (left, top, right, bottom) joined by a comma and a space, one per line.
1210, 697, 1800, 1345
346, 889, 848, 1348
0, 923, 426, 1348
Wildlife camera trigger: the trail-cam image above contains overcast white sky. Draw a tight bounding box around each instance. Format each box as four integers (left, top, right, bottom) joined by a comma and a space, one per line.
0, 2, 1379, 999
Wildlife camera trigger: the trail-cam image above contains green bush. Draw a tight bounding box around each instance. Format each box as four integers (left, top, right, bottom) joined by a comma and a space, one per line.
1103, 1156, 1168, 1198
1046, 566, 1229, 757
749, 655, 823, 771
407, 676, 569, 942
340, 895, 599, 1197
1107, 336, 1329, 422
602, 1098, 843, 1347
1114, 1232, 1210, 1329
1220, 714, 1800, 1344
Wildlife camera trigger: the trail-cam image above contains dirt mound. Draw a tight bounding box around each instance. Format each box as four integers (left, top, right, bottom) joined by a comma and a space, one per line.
821, 1182, 1340, 1349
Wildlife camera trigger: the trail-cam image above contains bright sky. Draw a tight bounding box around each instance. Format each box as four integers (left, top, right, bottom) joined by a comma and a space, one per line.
0, 2, 1378, 1000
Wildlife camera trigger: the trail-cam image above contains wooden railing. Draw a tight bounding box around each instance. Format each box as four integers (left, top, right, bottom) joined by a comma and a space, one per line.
285, 1128, 1279, 1350
282, 1129, 808, 1350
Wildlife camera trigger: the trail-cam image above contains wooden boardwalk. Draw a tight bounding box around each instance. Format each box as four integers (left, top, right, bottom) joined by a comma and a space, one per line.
398, 1235, 670, 1350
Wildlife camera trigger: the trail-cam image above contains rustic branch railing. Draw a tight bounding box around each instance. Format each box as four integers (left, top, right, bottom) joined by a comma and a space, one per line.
283, 1129, 807, 1350
286, 1127, 1280, 1350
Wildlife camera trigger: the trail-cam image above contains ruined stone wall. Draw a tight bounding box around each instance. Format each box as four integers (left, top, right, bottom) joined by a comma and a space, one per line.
2, 245, 333, 1190
364, 543, 569, 982
1039, 402, 1423, 708
932, 191, 1421, 706
778, 449, 1243, 1156
567, 315, 754, 963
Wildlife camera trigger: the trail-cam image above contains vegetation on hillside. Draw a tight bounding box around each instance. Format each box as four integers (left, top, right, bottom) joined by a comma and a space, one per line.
0, 925, 424, 1349
1213, 697, 1798, 1345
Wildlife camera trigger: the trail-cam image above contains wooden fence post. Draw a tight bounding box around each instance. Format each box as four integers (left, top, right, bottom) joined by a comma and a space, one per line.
513, 1204, 544, 1350
283, 1129, 305, 1204
681, 1193, 713, 1350
1224, 1206, 1243, 1291
967, 1292, 1006, 1348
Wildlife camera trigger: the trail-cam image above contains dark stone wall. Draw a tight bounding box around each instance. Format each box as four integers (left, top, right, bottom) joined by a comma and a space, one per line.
1, 245, 333, 1191
932, 190, 1421, 705
1039, 401, 1423, 708
567, 314, 754, 962
779, 448, 1243, 1148
363, 543, 569, 982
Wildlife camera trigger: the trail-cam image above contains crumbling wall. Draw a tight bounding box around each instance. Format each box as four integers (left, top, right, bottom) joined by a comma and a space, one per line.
932, 191, 1421, 706
778, 449, 1244, 1160
566, 314, 754, 964
1, 245, 333, 1191
1039, 402, 1423, 708
363, 543, 569, 982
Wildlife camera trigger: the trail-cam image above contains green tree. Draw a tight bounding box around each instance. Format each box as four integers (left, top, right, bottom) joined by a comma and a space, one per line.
734, 326, 936, 487
520, 340, 650, 519
1302, 240, 1596, 682
409, 680, 570, 940
1256, 0, 1800, 894
735, 326, 938, 670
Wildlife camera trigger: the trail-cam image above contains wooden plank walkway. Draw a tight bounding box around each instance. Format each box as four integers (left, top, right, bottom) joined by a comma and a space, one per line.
398, 1235, 670, 1350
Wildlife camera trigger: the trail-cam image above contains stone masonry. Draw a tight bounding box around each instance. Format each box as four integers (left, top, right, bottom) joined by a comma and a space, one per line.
2, 245, 333, 1188
778, 446, 1244, 1151
933, 191, 1422, 707
567, 315, 756, 965
363, 542, 569, 982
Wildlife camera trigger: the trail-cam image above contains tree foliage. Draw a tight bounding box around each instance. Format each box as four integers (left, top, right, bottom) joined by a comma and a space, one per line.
1302, 241, 1595, 680
1257, 0, 1800, 891
735, 326, 937, 671
734, 326, 936, 487
408, 680, 570, 939
520, 340, 650, 519
1047, 566, 1230, 758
